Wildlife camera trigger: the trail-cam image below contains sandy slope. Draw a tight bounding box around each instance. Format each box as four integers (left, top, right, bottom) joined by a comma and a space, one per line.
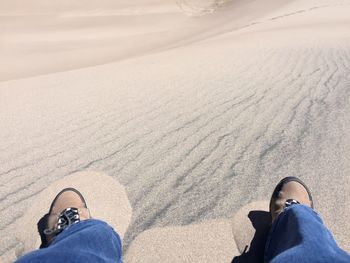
1, 0, 350, 261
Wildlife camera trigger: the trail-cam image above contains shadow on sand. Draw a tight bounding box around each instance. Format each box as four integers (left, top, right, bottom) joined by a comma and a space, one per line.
232, 210, 271, 263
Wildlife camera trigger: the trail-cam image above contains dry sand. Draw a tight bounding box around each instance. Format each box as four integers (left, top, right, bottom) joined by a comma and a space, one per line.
1, 0, 350, 262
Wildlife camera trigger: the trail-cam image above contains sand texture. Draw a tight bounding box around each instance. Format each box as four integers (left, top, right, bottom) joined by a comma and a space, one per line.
1, 0, 350, 262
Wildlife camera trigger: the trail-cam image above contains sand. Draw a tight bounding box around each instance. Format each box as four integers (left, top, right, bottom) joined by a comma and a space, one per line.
1, 0, 350, 262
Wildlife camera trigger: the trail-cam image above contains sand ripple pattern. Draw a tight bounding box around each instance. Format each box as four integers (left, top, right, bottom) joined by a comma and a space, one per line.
1, 41, 350, 258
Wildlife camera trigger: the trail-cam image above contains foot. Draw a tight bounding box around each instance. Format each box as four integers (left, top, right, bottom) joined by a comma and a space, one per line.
43, 188, 90, 246
269, 177, 313, 222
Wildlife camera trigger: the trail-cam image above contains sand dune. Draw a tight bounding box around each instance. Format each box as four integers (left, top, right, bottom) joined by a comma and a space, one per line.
1, 0, 350, 262
0, 0, 297, 81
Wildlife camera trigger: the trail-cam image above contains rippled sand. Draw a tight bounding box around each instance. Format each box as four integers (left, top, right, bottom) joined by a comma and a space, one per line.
1, 0, 350, 261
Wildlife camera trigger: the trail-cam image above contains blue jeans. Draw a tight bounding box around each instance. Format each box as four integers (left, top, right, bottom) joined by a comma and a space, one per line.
265, 205, 350, 263
16, 219, 122, 263
16, 206, 350, 262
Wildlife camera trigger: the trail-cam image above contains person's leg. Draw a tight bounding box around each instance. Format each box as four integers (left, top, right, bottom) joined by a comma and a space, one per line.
16, 219, 122, 263
265, 177, 350, 263
15, 188, 123, 263
264, 204, 350, 263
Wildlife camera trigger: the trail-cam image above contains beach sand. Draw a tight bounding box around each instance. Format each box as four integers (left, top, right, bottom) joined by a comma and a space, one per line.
1, 0, 350, 261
